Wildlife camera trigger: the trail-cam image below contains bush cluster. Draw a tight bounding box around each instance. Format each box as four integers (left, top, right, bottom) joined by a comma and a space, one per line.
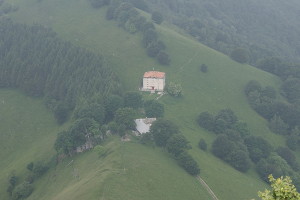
7, 161, 50, 200
197, 108, 300, 189
245, 80, 300, 151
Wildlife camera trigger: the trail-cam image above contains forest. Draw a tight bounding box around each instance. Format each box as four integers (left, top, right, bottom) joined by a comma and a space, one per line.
142, 0, 300, 65
0, 18, 121, 123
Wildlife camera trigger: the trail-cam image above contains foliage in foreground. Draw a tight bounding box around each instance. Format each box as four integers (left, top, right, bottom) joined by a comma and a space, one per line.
258, 175, 300, 200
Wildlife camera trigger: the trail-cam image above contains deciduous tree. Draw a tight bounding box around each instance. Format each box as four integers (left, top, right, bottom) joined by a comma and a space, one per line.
258, 175, 300, 200
197, 112, 215, 131
144, 100, 164, 118
198, 139, 207, 151
165, 82, 182, 97
115, 107, 137, 129
150, 119, 179, 147
166, 134, 190, 156
176, 151, 200, 176
124, 91, 143, 109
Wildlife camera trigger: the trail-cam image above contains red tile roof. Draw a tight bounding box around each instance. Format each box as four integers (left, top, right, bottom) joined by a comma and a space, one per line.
143, 71, 165, 79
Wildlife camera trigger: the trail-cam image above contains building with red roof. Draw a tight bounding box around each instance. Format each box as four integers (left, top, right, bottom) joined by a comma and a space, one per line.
142, 71, 165, 92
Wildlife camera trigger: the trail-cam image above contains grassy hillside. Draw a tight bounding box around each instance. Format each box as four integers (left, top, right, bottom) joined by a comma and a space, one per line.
28, 138, 212, 200
0, 90, 60, 200
3, 0, 289, 199
0, 90, 210, 200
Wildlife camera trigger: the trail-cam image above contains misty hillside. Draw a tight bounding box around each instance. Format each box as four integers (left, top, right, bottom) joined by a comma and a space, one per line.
146, 0, 300, 64
0, 0, 300, 200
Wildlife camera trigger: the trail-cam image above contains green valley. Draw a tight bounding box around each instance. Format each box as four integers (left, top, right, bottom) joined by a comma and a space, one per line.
0, 0, 297, 199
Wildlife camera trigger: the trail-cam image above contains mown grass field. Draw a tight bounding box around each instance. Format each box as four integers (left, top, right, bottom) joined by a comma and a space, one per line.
3, 0, 290, 199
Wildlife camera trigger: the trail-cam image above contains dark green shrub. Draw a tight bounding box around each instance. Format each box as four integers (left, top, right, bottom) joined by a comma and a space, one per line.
198, 139, 207, 151
32, 162, 49, 178
176, 151, 200, 176
144, 100, 164, 118
166, 134, 190, 157
157, 51, 170, 65
150, 119, 179, 147
26, 162, 34, 171
12, 182, 34, 200
197, 112, 215, 131
54, 103, 70, 125
200, 64, 208, 73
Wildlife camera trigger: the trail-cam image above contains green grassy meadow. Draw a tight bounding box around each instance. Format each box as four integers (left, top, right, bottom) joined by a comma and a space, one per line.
1, 0, 290, 199
0, 90, 60, 200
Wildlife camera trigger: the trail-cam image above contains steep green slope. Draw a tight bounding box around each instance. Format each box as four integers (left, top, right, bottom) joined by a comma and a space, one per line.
3, 0, 287, 199
0, 90, 211, 200
28, 139, 211, 200
0, 90, 60, 200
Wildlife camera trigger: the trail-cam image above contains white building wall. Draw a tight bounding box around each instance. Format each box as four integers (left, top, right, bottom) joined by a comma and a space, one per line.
143, 77, 165, 91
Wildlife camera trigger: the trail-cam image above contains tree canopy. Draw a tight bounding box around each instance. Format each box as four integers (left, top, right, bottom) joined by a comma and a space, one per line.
151, 11, 163, 24
176, 151, 200, 176
166, 134, 190, 157
144, 100, 164, 118
124, 92, 143, 109
150, 119, 179, 147
114, 107, 137, 129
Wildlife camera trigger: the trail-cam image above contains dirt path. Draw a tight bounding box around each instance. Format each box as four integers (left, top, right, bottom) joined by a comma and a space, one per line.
196, 176, 219, 200
155, 92, 165, 100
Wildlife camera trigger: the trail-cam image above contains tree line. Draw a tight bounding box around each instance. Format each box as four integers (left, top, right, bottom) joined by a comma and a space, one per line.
140, 119, 200, 176
88, 0, 171, 65
197, 108, 300, 189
